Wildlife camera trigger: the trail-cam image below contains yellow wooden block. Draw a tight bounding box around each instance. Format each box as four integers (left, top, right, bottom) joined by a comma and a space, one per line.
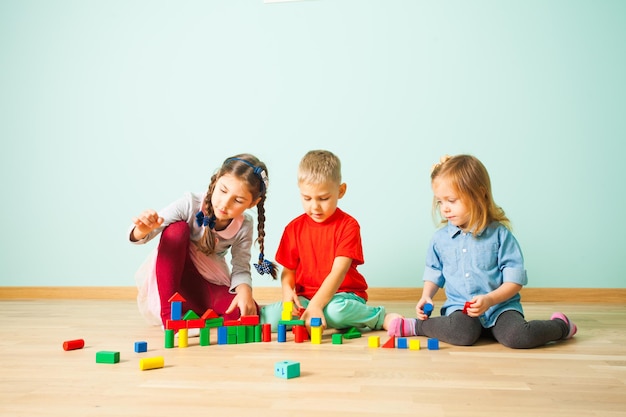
409, 339, 421, 350
368, 335, 380, 348
281, 301, 293, 320
139, 356, 164, 371
178, 328, 188, 348
311, 326, 322, 344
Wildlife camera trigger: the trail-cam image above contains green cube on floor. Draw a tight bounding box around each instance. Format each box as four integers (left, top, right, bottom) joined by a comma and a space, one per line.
96, 351, 120, 364
275, 361, 300, 379
332, 333, 343, 344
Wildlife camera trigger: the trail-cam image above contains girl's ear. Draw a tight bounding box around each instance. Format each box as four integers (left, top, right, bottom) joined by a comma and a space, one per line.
249, 197, 262, 208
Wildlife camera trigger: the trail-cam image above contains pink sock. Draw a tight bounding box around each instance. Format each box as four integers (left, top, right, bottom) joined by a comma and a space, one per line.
387, 317, 417, 337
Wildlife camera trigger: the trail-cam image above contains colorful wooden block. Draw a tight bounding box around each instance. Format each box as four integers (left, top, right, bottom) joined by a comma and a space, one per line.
262, 323, 272, 342
201, 308, 219, 319
311, 326, 322, 344
134, 341, 148, 353
205, 317, 224, 328
217, 326, 228, 345
165, 319, 187, 330
187, 318, 205, 329
343, 327, 362, 339
274, 361, 300, 379
382, 336, 396, 348
310, 317, 322, 327
237, 326, 248, 344
368, 335, 380, 348
427, 338, 439, 350
423, 303, 434, 317
397, 337, 408, 349
183, 310, 200, 320
139, 356, 164, 371
96, 351, 120, 364
294, 325, 307, 343
409, 339, 421, 350
277, 324, 287, 343
463, 301, 472, 315
332, 333, 343, 344
164, 329, 175, 348
62, 339, 84, 351
241, 315, 260, 326
171, 302, 182, 321
199, 327, 210, 346
178, 328, 188, 348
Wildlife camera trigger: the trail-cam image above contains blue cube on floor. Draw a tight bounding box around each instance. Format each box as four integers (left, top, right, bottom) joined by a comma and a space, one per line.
427, 338, 439, 350
397, 337, 408, 349
275, 360, 300, 379
134, 341, 148, 353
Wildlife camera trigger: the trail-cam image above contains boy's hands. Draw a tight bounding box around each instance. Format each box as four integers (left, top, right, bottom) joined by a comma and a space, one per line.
131, 209, 164, 241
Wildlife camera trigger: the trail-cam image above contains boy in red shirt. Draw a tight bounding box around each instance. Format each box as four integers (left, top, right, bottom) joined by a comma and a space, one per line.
261, 150, 401, 331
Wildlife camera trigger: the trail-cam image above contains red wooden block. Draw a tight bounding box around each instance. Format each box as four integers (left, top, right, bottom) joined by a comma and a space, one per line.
294, 325, 307, 343
187, 319, 205, 329
382, 336, 396, 348
168, 292, 186, 303
165, 319, 187, 330
463, 301, 472, 315
62, 339, 85, 351
201, 309, 219, 319
240, 315, 260, 326
223, 319, 241, 327
262, 323, 271, 342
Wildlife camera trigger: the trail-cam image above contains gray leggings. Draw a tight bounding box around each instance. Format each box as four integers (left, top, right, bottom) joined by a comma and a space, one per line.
417, 310, 568, 349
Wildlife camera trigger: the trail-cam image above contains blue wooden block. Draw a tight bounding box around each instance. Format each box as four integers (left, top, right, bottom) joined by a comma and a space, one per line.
277, 324, 287, 343
217, 326, 228, 345
310, 317, 322, 327
134, 341, 148, 353
427, 338, 439, 350
423, 303, 434, 317
397, 337, 408, 349
274, 361, 300, 379
171, 301, 182, 321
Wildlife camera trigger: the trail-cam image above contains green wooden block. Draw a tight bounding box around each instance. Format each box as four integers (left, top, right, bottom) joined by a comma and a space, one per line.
343, 327, 362, 339
332, 333, 343, 344
96, 351, 120, 364
164, 329, 175, 349
275, 361, 300, 379
199, 327, 210, 346
278, 319, 306, 326
227, 334, 237, 344
246, 325, 254, 343
237, 326, 247, 344
205, 317, 224, 328
183, 310, 200, 320
254, 325, 262, 342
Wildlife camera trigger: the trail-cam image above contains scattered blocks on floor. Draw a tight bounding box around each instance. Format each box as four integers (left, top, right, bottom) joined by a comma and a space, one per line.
382, 336, 396, 348
134, 341, 148, 353
368, 335, 380, 348
397, 337, 408, 349
96, 351, 120, 364
427, 338, 439, 350
274, 360, 300, 379
409, 339, 421, 350
139, 356, 164, 371
62, 339, 85, 351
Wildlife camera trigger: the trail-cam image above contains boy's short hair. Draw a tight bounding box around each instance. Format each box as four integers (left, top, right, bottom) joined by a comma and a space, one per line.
298, 150, 342, 185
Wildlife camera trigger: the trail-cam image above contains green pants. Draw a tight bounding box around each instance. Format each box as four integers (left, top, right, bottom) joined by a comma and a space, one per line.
260, 292, 386, 332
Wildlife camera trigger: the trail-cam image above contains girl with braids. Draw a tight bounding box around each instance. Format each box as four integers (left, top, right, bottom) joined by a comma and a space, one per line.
129, 154, 277, 330
388, 154, 577, 348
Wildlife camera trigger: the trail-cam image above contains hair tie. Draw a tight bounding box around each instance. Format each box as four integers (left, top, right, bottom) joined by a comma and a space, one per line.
195, 211, 216, 229
226, 157, 269, 194
254, 254, 274, 276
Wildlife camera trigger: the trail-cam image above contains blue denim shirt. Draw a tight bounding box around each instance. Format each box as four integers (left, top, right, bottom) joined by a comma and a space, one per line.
423, 222, 528, 328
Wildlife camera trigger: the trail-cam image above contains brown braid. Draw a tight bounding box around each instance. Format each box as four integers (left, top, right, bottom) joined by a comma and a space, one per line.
255, 195, 278, 279
197, 173, 219, 256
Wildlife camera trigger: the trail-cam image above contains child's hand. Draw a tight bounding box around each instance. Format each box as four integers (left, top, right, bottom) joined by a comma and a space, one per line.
282, 288, 303, 314
300, 304, 326, 332
131, 209, 163, 241
415, 298, 434, 320
226, 284, 257, 317
465, 295, 492, 317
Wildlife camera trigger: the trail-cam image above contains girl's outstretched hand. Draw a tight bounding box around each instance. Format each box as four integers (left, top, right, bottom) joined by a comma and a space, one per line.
131, 209, 164, 241
226, 284, 257, 317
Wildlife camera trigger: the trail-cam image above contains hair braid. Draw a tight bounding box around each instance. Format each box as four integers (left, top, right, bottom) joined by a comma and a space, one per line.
197, 173, 218, 256
255, 196, 278, 279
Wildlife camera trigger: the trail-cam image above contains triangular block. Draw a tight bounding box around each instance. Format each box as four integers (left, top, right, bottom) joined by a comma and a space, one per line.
382, 336, 396, 348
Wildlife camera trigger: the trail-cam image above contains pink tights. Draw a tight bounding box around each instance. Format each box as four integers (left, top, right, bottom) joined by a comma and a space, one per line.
155, 221, 244, 326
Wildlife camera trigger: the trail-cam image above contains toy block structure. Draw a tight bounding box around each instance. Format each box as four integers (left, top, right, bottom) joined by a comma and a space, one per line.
368, 335, 380, 348
423, 303, 434, 317
274, 360, 300, 379
62, 339, 84, 351
168, 292, 186, 321
139, 356, 164, 371
96, 351, 120, 364
397, 337, 408, 349
332, 333, 343, 345
382, 336, 396, 348
409, 339, 421, 350
427, 338, 439, 350
134, 341, 148, 353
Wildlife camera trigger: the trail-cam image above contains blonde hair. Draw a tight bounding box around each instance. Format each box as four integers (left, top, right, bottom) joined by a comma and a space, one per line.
298, 150, 342, 185
431, 154, 510, 234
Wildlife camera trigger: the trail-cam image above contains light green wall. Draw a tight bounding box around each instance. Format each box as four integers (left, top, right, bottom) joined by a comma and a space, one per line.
1, 1, 624, 289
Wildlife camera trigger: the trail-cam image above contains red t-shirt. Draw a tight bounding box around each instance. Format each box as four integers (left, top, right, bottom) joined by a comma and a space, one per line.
275, 208, 368, 300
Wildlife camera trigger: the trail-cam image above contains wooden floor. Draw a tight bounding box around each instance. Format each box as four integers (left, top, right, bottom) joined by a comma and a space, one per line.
0, 299, 625, 417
